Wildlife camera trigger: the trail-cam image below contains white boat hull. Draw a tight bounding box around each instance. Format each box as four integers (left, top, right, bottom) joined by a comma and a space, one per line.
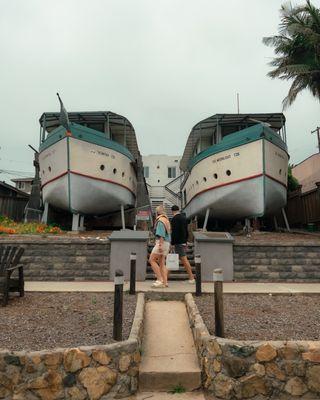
182, 139, 288, 219
39, 137, 137, 215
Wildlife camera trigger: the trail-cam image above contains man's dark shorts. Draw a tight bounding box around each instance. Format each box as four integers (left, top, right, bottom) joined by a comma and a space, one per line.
174, 244, 186, 257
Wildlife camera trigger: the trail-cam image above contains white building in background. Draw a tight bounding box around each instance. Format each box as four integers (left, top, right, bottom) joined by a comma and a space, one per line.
11, 177, 33, 194
142, 155, 182, 216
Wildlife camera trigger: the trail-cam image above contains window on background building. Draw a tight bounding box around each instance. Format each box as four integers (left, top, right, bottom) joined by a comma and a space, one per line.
168, 167, 176, 178
143, 166, 149, 178
18, 182, 25, 190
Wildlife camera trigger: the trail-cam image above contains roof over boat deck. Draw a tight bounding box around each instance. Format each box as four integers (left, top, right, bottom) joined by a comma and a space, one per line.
180, 113, 286, 171
39, 111, 140, 158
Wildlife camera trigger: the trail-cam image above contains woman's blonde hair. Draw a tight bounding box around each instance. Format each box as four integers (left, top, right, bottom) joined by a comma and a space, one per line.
156, 205, 166, 216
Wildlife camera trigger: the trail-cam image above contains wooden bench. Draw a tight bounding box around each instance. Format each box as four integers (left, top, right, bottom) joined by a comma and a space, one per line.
0, 246, 25, 306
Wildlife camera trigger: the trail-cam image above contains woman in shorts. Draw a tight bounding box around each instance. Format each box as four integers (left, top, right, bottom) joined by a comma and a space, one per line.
149, 205, 171, 288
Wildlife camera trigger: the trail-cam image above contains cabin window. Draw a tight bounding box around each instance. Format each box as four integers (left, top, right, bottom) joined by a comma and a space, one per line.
48, 166, 51, 172
17, 182, 25, 190
196, 180, 199, 185
113, 168, 117, 174
87, 123, 104, 133
122, 172, 125, 178
279, 169, 282, 175
214, 173, 218, 179
157, 179, 160, 183
183, 189, 187, 206
143, 166, 149, 178
203, 177, 207, 182
100, 165, 105, 171
226, 170, 231, 176
42, 170, 45, 175
168, 167, 176, 179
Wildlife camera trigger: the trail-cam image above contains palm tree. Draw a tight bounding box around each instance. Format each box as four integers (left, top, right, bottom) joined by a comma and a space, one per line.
263, 0, 320, 109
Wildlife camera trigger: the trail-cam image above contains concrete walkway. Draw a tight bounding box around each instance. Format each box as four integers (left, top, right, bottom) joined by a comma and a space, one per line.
25, 281, 320, 294
139, 301, 201, 392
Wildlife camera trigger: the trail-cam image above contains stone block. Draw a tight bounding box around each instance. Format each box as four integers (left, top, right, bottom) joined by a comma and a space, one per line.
256, 344, 277, 362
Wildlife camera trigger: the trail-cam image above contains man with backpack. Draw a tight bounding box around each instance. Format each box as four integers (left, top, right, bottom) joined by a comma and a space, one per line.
170, 205, 195, 283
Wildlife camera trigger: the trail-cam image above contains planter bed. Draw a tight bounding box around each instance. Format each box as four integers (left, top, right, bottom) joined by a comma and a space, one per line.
187, 293, 320, 399
0, 292, 137, 351
195, 294, 320, 341
0, 293, 144, 399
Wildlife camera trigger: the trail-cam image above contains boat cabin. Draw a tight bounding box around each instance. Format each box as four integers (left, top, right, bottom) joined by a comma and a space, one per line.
180, 113, 286, 172
39, 111, 140, 159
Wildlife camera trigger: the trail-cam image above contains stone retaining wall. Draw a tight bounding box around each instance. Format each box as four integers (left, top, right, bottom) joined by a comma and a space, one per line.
0, 293, 144, 400
234, 244, 320, 282
0, 237, 111, 281
185, 293, 320, 399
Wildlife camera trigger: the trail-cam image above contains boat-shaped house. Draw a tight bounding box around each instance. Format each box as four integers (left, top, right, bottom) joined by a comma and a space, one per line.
180, 113, 289, 220
39, 111, 140, 227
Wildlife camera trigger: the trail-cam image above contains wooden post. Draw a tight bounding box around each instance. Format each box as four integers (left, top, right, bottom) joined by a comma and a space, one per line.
129, 252, 136, 295
195, 254, 202, 297
213, 268, 224, 337
113, 269, 124, 341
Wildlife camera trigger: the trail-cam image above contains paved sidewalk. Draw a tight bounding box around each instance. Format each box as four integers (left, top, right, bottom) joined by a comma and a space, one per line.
25, 281, 320, 294
139, 301, 201, 392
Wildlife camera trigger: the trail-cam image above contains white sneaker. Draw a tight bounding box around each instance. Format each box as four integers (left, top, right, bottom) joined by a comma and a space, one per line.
151, 280, 163, 288
188, 279, 195, 284
152, 281, 166, 288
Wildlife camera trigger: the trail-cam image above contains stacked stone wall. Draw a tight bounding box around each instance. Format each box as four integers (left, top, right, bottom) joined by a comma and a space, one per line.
234, 244, 320, 282
0, 293, 144, 400
0, 237, 110, 281
185, 293, 320, 399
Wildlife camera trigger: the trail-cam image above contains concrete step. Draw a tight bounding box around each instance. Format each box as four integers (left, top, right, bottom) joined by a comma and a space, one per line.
139, 301, 201, 392
147, 258, 195, 265
146, 273, 191, 281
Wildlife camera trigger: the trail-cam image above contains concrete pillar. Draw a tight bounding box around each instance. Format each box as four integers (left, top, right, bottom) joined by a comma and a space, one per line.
41, 202, 49, 224
72, 213, 80, 231
109, 230, 149, 280
193, 231, 234, 281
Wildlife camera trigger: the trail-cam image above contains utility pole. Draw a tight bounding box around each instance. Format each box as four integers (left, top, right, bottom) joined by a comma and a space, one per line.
311, 126, 320, 153
236, 93, 240, 114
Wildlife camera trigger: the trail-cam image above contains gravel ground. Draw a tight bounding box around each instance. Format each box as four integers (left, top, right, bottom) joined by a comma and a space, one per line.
234, 231, 320, 245
0, 292, 137, 351
195, 294, 320, 341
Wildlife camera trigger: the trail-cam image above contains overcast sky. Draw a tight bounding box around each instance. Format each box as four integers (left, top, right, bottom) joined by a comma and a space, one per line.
0, 0, 319, 183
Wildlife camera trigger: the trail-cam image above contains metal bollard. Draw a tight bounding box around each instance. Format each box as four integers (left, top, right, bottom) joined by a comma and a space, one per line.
129, 252, 137, 295
213, 268, 224, 337
195, 254, 202, 297
113, 269, 124, 341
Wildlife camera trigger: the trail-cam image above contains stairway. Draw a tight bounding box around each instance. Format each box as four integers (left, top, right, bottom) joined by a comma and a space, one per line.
139, 301, 202, 392
146, 242, 195, 280
150, 199, 174, 219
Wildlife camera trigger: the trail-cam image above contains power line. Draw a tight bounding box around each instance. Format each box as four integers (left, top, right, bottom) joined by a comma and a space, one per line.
0, 169, 33, 177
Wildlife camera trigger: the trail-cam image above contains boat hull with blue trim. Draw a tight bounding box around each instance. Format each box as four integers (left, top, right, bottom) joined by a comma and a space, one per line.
39, 113, 138, 216
180, 119, 289, 220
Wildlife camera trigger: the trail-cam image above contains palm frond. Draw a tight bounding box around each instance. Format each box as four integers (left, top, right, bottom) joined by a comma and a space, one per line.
264, 0, 320, 108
